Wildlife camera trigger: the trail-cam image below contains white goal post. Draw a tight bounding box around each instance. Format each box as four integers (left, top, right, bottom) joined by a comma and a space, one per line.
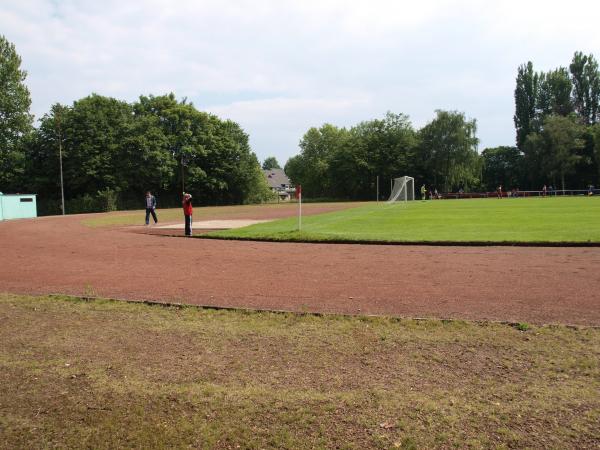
387, 176, 415, 202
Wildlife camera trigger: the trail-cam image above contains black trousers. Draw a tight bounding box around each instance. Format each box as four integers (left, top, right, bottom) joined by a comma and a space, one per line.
185, 215, 192, 236
145, 208, 158, 224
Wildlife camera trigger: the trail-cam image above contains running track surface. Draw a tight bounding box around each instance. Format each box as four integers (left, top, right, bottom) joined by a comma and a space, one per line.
1, 206, 599, 326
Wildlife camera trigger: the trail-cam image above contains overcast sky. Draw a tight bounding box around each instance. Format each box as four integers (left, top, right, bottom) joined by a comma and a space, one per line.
2, 0, 599, 164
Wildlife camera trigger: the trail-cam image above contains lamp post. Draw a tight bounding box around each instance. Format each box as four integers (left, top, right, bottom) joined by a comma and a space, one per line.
54, 105, 66, 215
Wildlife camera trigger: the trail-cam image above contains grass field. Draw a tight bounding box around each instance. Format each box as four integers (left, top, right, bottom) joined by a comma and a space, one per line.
1, 294, 598, 449
208, 197, 600, 244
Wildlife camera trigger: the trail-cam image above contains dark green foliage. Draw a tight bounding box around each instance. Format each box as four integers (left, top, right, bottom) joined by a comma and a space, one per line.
286, 113, 420, 199
513, 51, 600, 189
592, 124, 600, 180
286, 111, 481, 198
0, 35, 32, 191
418, 110, 481, 192
537, 68, 573, 120
570, 52, 600, 125
514, 62, 539, 150
524, 115, 584, 191
481, 146, 523, 190
18, 93, 271, 213
262, 156, 281, 170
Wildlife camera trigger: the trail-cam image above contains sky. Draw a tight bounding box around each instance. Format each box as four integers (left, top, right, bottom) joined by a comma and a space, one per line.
2, 0, 599, 165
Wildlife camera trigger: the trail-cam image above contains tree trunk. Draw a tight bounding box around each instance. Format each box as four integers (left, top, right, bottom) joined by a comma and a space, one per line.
561, 172, 565, 193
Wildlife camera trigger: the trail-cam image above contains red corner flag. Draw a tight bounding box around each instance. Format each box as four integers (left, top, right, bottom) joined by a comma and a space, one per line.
296, 184, 302, 200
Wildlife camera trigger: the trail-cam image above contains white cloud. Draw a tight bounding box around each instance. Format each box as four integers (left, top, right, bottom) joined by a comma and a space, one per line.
1, 0, 599, 162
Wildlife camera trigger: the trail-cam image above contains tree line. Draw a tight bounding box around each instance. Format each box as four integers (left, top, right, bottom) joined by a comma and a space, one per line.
284, 51, 600, 198
511, 52, 600, 191
285, 110, 481, 199
0, 35, 272, 215
3, 31, 600, 210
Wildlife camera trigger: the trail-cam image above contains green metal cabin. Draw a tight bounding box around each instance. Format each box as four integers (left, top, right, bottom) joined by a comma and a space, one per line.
0, 193, 37, 220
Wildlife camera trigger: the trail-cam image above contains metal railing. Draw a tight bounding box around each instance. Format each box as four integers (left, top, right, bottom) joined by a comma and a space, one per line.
440, 189, 599, 199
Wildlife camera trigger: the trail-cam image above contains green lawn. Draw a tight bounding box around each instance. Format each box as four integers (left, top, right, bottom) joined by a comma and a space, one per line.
207, 197, 600, 244
1, 294, 598, 449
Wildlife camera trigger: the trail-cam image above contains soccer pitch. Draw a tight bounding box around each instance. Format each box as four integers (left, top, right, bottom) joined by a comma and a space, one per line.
207, 197, 600, 244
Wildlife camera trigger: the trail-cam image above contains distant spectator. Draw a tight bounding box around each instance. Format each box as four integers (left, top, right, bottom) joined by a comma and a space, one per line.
589, 185, 595, 196
144, 191, 158, 226
549, 185, 554, 196
496, 185, 503, 199
542, 185, 547, 197
421, 184, 427, 201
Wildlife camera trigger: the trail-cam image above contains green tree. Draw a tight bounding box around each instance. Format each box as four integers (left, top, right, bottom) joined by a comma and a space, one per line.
537, 68, 573, 119
262, 156, 281, 170
590, 123, 600, 181
481, 146, 523, 190
540, 115, 584, 191
514, 62, 539, 149
287, 124, 348, 197
287, 113, 418, 200
418, 110, 481, 192
133, 94, 269, 205
57, 95, 134, 196
333, 112, 417, 199
522, 132, 546, 188
570, 52, 600, 125
0, 35, 32, 191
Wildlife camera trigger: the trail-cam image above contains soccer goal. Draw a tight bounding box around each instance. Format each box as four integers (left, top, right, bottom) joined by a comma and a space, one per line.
387, 176, 415, 202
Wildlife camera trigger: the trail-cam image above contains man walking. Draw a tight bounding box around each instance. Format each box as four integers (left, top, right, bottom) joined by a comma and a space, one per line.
182, 192, 193, 236
145, 191, 158, 225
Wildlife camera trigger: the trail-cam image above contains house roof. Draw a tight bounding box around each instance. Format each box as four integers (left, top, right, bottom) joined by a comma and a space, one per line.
263, 168, 291, 189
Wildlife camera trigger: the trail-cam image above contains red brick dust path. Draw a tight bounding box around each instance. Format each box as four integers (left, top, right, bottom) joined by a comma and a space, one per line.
1, 205, 599, 326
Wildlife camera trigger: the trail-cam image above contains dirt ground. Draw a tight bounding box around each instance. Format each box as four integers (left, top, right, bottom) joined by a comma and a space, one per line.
2, 294, 598, 449
1, 204, 599, 325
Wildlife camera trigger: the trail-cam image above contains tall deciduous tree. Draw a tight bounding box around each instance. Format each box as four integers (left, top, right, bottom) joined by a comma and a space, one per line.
286, 124, 348, 197
514, 62, 539, 149
540, 115, 584, 191
591, 123, 600, 181
570, 52, 600, 125
418, 110, 481, 192
262, 156, 281, 170
537, 68, 573, 118
0, 35, 32, 190
481, 146, 523, 191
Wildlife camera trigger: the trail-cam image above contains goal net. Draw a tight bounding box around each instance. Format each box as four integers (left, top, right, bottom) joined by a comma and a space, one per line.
387, 176, 415, 202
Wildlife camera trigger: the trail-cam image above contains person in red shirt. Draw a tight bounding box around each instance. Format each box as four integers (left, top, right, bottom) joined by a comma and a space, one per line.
182, 192, 193, 236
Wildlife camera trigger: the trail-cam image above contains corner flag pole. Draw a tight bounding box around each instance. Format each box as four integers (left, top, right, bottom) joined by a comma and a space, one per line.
297, 184, 302, 231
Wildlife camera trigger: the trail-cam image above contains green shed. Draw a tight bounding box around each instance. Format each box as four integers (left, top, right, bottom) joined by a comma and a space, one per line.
0, 193, 37, 220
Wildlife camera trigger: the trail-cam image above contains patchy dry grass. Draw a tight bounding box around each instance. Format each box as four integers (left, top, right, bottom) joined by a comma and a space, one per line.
1, 294, 598, 449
